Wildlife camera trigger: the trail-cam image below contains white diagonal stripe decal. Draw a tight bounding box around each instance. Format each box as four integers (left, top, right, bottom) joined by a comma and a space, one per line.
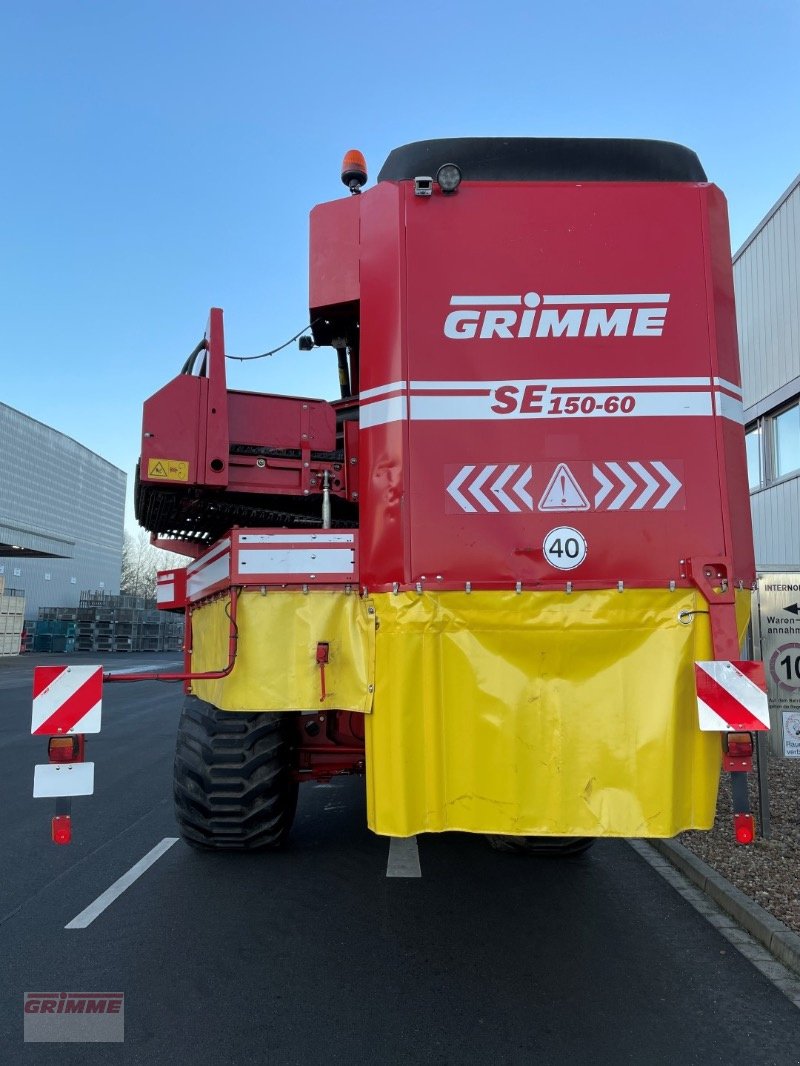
696, 699, 734, 732
629, 462, 659, 510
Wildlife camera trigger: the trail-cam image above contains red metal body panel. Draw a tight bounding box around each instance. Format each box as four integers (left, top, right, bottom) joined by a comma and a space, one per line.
182, 529, 360, 602
156, 568, 187, 611
228, 390, 335, 453
703, 187, 754, 580
357, 183, 410, 586
140, 374, 203, 485
202, 308, 233, 488
309, 196, 361, 312
340, 179, 754, 592
140, 310, 339, 498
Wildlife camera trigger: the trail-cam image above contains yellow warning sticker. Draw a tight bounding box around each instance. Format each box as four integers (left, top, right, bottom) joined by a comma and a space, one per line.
147, 459, 189, 482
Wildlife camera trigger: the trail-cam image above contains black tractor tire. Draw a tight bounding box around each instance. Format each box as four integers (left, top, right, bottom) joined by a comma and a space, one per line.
486, 835, 595, 857
174, 696, 298, 850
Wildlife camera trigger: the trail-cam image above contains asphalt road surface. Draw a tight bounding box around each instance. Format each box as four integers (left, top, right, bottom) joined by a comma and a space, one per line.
3, 653, 800, 1064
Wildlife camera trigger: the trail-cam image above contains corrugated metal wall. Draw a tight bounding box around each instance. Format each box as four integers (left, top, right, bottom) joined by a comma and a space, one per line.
734, 177, 800, 570
735, 180, 800, 408
749, 477, 800, 569
0, 403, 125, 617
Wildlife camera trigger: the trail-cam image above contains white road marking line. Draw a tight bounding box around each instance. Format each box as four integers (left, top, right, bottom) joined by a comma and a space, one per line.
108, 661, 182, 676
386, 836, 421, 878
64, 837, 179, 929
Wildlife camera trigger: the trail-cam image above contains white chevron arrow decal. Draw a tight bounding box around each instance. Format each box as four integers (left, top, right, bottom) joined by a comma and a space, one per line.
448, 459, 681, 514
629, 461, 659, 509
490, 464, 522, 512
446, 465, 476, 512
470, 465, 499, 512
652, 461, 682, 509
512, 467, 534, 509
593, 464, 614, 508
606, 461, 636, 510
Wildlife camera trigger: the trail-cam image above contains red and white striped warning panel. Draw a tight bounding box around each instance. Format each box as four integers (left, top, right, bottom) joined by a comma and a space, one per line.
31, 666, 103, 735
694, 661, 770, 732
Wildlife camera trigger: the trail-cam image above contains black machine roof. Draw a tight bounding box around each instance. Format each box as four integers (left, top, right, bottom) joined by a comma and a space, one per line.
377, 138, 707, 184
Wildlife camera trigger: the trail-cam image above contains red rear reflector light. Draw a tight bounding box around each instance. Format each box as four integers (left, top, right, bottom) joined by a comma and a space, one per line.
734, 813, 755, 845
48, 736, 80, 763
726, 732, 753, 758
52, 815, 72, 845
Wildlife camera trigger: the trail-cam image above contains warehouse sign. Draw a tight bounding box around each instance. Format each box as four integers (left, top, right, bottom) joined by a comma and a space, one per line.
756, 574, 800, 757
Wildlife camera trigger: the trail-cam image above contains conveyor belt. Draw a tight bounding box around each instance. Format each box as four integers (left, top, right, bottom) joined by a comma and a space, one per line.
134, 471, 357, 548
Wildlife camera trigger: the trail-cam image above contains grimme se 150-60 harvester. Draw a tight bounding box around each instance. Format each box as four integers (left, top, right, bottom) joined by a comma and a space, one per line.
36, 138, 771, 850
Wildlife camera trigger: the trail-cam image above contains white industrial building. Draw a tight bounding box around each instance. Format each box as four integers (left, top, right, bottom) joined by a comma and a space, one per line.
736, 174, 800, 571
0, 402, 126, 620
735, 173, 800, 756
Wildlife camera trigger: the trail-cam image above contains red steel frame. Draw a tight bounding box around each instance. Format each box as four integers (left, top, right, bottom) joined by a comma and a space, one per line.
108, 537, 367, 782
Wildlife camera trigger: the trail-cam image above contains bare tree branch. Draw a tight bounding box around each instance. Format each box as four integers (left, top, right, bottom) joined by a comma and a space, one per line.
121, 529, 186, 599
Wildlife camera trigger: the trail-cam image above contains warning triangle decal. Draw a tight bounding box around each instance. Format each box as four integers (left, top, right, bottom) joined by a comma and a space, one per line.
537, 463, 591, 512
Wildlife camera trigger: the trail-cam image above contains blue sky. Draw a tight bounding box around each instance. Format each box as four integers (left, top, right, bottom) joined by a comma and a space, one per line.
1, 1, 798, 530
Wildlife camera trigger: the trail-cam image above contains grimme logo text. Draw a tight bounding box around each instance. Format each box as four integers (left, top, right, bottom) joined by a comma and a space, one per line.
25, 993, 123, 1014
444, 292, 670, 339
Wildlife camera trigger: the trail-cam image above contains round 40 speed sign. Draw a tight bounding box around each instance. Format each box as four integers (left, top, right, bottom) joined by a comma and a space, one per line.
543, 526, 588, 571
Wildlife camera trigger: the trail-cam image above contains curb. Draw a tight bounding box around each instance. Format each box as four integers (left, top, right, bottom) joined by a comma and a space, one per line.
651, 839, 800, 977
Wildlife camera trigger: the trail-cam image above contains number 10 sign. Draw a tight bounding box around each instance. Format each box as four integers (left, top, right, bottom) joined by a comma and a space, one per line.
756, 573, 800, 757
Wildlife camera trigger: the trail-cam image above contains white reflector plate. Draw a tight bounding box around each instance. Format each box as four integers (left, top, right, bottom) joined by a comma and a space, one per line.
33, 762, 95, 797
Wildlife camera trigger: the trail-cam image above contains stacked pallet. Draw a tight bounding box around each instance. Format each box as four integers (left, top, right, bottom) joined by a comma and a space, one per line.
34, 594, 184, 654
0, 577, 25, 655
33, 618, 77, 653
72, 591, 184, 653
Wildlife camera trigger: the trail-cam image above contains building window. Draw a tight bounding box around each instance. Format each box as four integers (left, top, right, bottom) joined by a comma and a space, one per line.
745, 426, 762, 489
774, 402, 800, 479
747, 395, 800, 492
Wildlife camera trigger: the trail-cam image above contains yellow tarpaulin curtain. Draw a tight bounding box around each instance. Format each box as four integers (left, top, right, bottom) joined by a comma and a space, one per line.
190, 590, 375, 713
188, 583, 751, 840
364, 588, 748, 838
